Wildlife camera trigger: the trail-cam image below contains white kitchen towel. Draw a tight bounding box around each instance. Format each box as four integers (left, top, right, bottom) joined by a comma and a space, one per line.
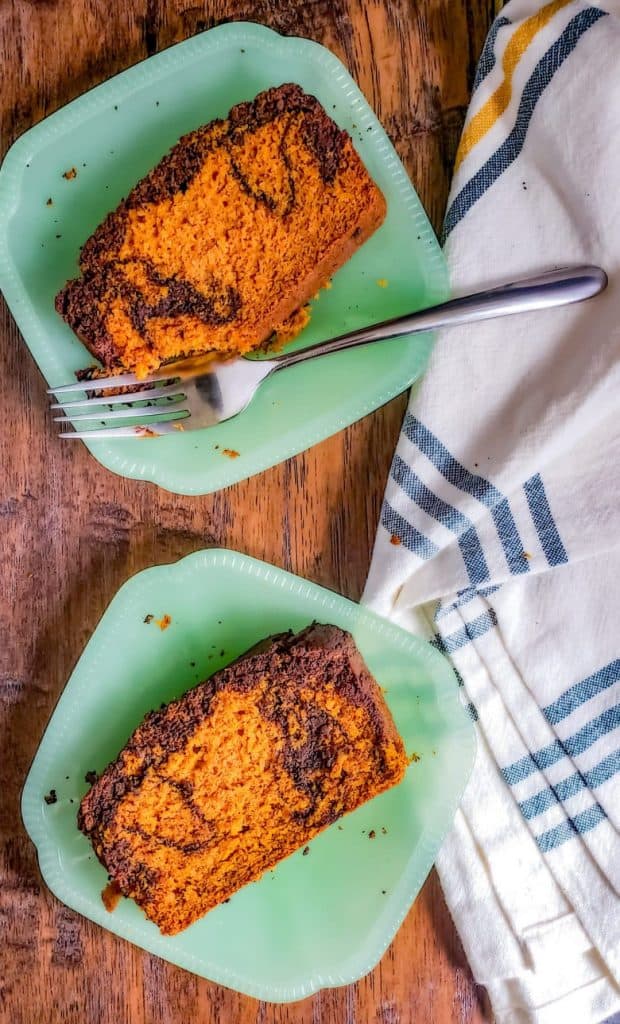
363, 2, 620, 1021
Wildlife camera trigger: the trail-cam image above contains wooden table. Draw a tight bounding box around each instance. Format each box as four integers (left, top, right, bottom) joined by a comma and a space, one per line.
1, 2, 495, 1021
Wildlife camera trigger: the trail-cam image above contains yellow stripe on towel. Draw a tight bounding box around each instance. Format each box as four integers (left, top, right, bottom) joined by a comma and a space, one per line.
455, 0, 573, 171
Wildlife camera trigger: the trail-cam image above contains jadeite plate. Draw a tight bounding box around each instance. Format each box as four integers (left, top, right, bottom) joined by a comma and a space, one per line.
0, 23, 448, 496
22, 549, 475, 1001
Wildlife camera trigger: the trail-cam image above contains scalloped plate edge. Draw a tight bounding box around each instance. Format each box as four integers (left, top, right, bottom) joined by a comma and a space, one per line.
0, 24, 448, 495
21, 548, 475, 1001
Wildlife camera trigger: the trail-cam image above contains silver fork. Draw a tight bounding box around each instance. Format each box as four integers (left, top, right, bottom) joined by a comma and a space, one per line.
49, 265, 606, 439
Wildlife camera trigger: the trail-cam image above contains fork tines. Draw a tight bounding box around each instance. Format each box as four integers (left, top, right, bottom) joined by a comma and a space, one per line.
48, 371, 189, 439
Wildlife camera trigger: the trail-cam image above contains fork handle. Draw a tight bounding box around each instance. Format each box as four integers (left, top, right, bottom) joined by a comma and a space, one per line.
269, 265, 607, 371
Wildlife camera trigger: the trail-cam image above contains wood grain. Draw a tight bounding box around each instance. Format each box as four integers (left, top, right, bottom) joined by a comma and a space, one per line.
0, 2, 494, 1021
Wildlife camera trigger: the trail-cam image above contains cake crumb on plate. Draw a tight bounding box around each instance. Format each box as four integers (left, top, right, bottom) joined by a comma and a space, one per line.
102, 881, 122, 912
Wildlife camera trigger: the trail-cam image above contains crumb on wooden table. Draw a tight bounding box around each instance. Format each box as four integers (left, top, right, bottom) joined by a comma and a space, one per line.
44, 789, 57, 805
101, 881, 122, 912
155, 614, 172, 631
62, 167, 77, 180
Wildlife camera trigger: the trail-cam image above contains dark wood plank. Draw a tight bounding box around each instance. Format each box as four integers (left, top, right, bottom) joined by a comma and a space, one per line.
0, 1, 494, 1021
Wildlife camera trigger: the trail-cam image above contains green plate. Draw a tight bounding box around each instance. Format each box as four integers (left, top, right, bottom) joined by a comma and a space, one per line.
0, 23, 447, 496
22, 549, 474, 1001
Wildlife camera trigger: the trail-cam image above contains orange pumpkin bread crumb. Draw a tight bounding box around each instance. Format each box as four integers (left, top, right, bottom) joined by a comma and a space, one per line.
56, 84, 386, 378
101, 880, 122, 912
78, 624, 407, 935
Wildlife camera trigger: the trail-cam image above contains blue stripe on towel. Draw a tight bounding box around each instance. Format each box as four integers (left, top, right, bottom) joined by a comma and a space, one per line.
502, 705, 620, 786
430, 634, 466, 685
404, 416, 502, 505
430, 633, 448, 654
536, 804, 606, 853
454, 665, 465, 687
565, 706, 620, 756
404, 415, 529, 575
519, 749, 620, 820
466, 701, 479, 722
584, 748, 620, 788
392, 454, 490, 586
520, 785, 567, 820
435, 609, 498, 654
492, 498, 530, 574
523, 473, 568, 566
380, 500, 439, 560
435, 584, 501, 620
443, 7, 607, 239
543, 659, 620, 725
472, 16, 512, 92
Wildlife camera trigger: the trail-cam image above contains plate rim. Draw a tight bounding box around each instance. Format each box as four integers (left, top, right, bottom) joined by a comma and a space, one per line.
0, 22, 448, 496
21, 547, 476, 1001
